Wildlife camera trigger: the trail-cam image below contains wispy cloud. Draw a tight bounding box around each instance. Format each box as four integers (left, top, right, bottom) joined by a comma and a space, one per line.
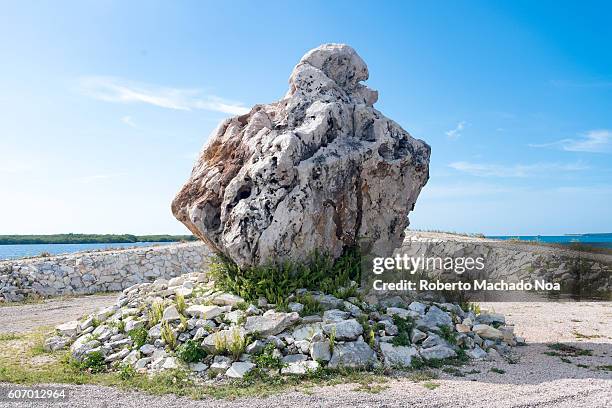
78, 76, 249, 115
445, 121, 467, 140
121, 115, 137, 128
421, 183, 516, 198
529, 129, 612, 153
448, 161, 588, 177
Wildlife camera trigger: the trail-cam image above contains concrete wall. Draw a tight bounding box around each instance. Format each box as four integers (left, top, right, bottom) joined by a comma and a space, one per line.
0, 242, 211, 302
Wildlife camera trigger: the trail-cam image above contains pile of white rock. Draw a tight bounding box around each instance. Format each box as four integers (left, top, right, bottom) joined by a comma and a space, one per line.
46, 272, 523, 380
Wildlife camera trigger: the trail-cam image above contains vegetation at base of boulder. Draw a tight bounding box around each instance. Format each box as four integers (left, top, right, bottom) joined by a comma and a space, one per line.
241, 365, 386, 391
407, 370, 438, 382
296, 293, 323, 316
357, 316, 376, 347
252, 343, 285, 369
391, 315, 414, 347
572, 330, 602, 339
0, 333, 23, 342
438, 325, 457, 345
545, 343, 592, 357
459, 301, 481, 315
209, 247, 361, 305
74, 351, 106, 373
118, 364, 137, 380
128, 327, 148, 349
176, 340, 207, 363
422, 381, 440, 390
148, 302, 164, 327
212, 332, 227, 355
442, 367, 465, 377
353, 382, 389, 394
175, 294, 187, 315
210, 328, 246, 358
227, 329, 246, 359
410, 350, 468, 370
329, 327, 336, 353
88, 317, 101, 329
178, 315, 189, 332
160, 320, 176, 350
0, 234, 196, 245
597, 365, 612, 371
107, 319, 125, 333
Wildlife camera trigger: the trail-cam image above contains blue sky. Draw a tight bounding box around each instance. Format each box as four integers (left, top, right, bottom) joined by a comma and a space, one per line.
1, 0, 611, 235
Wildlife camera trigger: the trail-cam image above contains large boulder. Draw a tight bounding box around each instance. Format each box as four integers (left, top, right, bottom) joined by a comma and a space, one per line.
172, 43, 430, 267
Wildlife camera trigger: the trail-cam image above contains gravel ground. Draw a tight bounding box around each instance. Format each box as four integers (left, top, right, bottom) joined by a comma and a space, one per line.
0, 293, 117, 334
1, 297, 610, 407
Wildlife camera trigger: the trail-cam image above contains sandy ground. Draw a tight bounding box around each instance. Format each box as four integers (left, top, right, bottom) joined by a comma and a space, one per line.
1, 296, 611, 407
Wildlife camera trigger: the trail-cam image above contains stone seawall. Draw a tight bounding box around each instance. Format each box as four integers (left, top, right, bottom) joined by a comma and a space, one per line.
0, 242, 212, 302
399, 232, 612, 298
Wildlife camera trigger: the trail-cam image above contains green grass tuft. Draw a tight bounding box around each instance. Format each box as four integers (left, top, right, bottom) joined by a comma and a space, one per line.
128, 327, 148, 349
176, 340, 207, 363
209, 247, 361, 305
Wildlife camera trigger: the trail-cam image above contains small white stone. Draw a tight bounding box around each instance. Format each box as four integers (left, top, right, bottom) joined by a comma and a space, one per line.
162, 305, 180, 321
226, 362, 255, 378
56, 320, 80, 337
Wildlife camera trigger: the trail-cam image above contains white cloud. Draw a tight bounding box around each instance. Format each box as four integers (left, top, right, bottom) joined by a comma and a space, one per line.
420, 183, 516, 198
445, 121, 467, 140
448, 161, 588, 177
529, 130, 612, 153
79, 76, 249, 115
121, 115, 137, 128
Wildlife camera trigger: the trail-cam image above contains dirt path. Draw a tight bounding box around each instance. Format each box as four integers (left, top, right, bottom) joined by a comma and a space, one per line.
1, 298, 611, 407
0, 293, 118, 334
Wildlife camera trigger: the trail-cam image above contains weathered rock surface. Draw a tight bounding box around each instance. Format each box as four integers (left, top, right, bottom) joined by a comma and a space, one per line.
328, 340, 379, 369
244, 310, 300, 336
226, 362, 255, 378
172, 43, 430, 267
323, 318, 363, 340
380, 343, 418, 368
473, 324, 504, 340
419, 344, 457, 361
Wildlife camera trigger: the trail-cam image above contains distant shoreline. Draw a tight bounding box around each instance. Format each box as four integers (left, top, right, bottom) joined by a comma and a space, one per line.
0, 234, 197, 245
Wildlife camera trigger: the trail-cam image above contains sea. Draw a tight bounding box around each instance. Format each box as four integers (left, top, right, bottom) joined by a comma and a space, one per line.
486, 233, 612, 249
0, 242, 175, 261
1, 233, 611, 261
